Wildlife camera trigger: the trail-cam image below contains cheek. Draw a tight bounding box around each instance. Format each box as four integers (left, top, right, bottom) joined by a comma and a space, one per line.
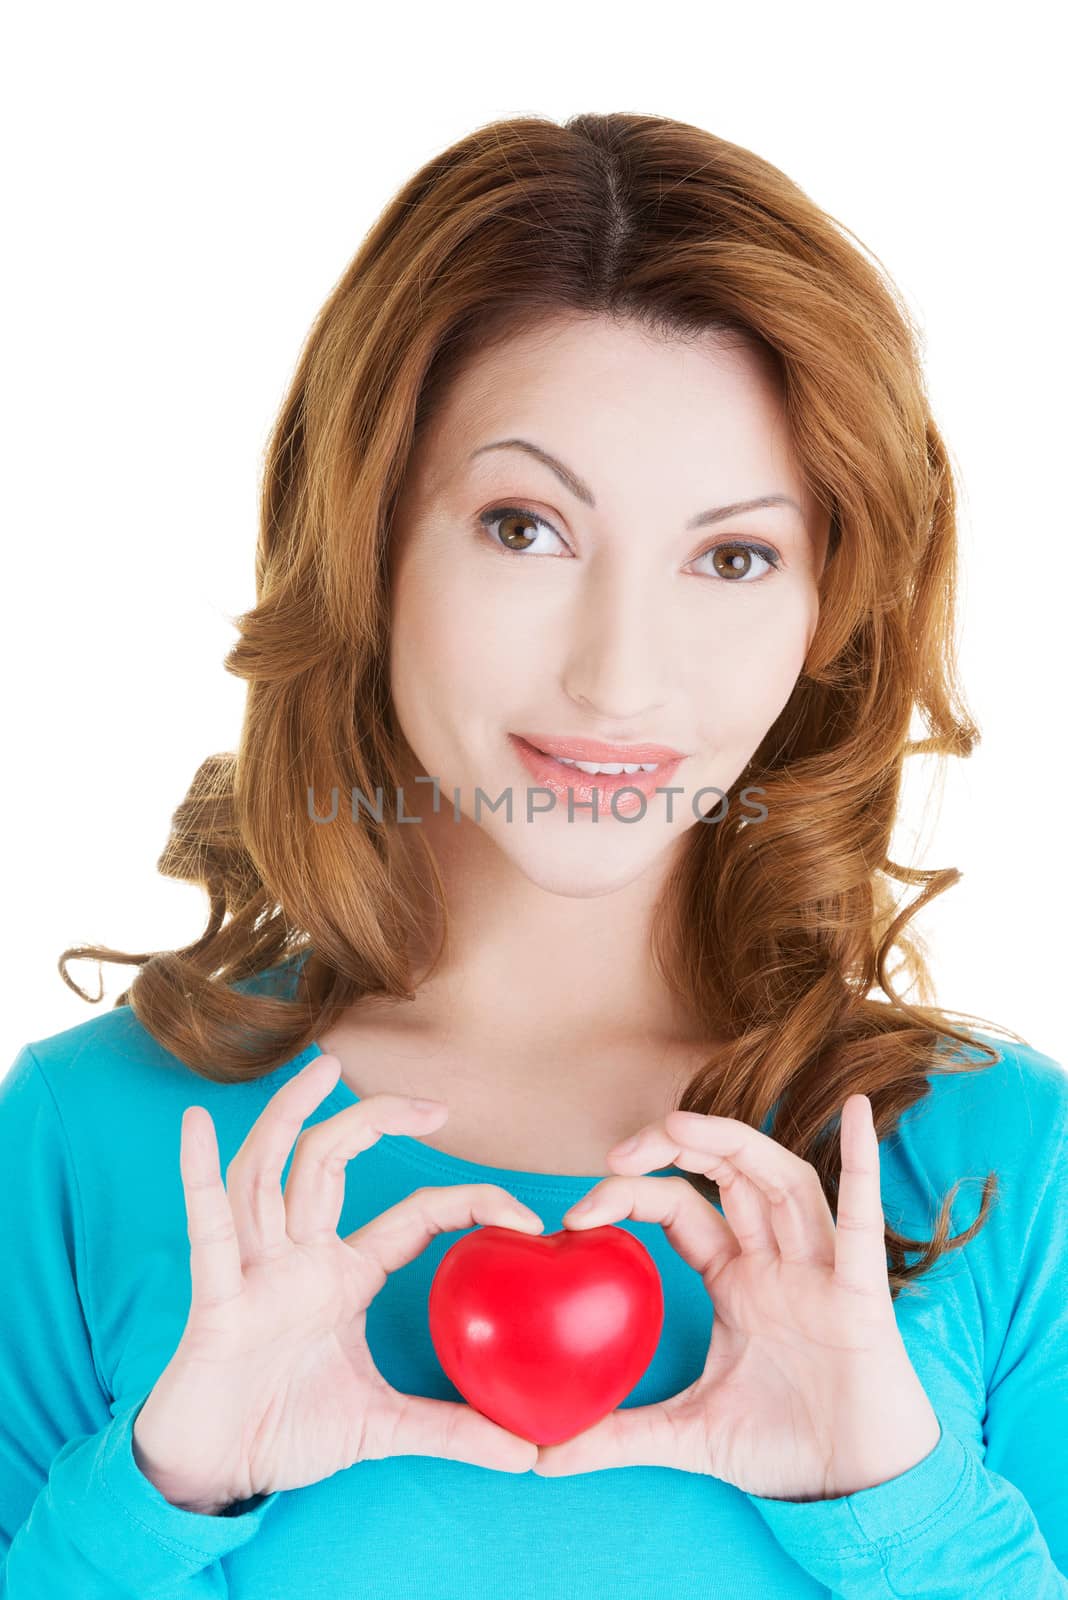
681, 593, 813, 740
414, 560, 549, 667
390, 562, 534, 738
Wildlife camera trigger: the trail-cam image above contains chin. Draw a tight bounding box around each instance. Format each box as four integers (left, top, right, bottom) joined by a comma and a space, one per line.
492, 835, 669, 899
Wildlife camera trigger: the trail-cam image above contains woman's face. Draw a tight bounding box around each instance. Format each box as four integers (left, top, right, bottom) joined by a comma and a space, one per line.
387, 312, 830, 897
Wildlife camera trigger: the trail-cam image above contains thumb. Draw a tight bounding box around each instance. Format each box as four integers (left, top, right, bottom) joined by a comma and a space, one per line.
382, 1391, 538, 1474
533, 1402, 686, 1476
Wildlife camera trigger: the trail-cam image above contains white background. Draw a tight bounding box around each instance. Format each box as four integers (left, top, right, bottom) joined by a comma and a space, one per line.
3, 1, 1065, 1070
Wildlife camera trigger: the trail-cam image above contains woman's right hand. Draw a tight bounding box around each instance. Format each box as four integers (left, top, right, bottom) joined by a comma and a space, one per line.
131, 1052, 543, 1513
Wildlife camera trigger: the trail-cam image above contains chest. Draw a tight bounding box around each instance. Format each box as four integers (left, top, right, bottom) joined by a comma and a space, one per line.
316, 1019, 700, 1177
397, 1083, 670, 1175
104, 1107, 992, 1600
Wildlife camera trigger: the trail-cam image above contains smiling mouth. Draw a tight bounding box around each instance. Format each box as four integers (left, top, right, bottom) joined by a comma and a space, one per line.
533, 750, 661, 775
514, 732, 687, 770
508, 737, 687, 815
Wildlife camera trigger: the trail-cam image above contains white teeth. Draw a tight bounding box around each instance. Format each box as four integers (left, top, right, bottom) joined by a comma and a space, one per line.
553, 757, 659, 775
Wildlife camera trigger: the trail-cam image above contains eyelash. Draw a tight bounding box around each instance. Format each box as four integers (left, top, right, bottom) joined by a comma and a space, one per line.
476, 504, 783, 582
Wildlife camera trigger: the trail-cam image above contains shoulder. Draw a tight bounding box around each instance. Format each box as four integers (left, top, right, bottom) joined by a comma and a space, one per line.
879, 1025, 1068, 1263
6, 970, 306, 1177
2, 1006, 176, 1150
19, 1004, 216, 1146
902, 1025, 1068, 1156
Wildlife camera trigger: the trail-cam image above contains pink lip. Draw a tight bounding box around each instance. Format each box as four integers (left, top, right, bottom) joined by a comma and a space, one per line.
514, 733, 686, 763
508, 734, 686, 818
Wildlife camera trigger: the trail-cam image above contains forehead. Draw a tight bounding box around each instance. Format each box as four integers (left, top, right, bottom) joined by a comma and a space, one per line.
450, 311, 780, 417
413, 313, 794, 498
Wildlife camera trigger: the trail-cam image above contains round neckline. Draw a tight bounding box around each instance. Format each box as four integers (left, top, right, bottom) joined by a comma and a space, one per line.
298, 1038, 681, 1196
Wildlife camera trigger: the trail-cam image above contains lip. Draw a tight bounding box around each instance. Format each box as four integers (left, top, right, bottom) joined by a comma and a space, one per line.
514, 733, 686, 763
508, 734, 686, 818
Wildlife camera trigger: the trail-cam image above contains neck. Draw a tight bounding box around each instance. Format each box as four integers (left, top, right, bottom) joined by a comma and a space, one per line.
380, 788, 702, 1055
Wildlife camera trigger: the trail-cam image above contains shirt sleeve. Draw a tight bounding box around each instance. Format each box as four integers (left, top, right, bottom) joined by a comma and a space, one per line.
0, 1043, 282, 1597
744, 1110, 1068, 1596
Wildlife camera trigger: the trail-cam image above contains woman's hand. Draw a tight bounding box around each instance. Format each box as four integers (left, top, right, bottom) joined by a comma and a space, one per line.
532, 1094, 942, 1502
133, 1054, 542, 1514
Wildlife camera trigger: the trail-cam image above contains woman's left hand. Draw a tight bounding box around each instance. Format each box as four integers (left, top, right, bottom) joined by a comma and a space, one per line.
532, 1095, 942, 1501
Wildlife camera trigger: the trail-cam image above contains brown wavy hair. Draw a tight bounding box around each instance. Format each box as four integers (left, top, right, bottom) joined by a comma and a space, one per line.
59, 110, 1025, 1299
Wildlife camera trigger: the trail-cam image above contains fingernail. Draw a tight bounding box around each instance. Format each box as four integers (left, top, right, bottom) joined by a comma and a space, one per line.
511, 1210, 543, 1229
611, 1135, 640, 1155
410, 1097, 446, 1111
568, 1194, 595, 1215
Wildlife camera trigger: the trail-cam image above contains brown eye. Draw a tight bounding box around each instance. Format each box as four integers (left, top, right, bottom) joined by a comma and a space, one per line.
497, 511, 538, 551
477, 505, 568, 556
698, 541, 780, 582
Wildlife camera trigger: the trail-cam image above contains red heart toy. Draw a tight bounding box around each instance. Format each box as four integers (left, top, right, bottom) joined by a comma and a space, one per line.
428, 1222, 664, 1446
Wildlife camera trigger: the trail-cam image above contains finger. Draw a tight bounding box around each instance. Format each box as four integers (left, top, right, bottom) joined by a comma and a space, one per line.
340, 1183, 545, 1308
709, 1164, 778, 1256
607, 1112, 836, 1267
180, 1105, 243, 1311
282, 1085, 461, 1246
583, 1149, 777, 1258
380, 1390, 538, 1475
224, 1053, 344, 1266
833, 1095, 890, 1300
533, 1398, 698, 1476
561, 1174, 740, 1295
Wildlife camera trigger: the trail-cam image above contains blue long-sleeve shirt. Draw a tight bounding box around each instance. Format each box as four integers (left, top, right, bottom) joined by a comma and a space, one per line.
2, 963, 1067, 1597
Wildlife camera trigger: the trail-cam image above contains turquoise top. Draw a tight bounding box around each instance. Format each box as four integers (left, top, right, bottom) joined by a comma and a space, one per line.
2, 963, 1067, 1597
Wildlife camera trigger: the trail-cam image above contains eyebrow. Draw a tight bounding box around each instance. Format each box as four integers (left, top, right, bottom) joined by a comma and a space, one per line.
468, 438, 803, 530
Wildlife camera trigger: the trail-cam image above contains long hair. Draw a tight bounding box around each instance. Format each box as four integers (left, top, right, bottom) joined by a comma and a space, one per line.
60, 110, 1022, 1298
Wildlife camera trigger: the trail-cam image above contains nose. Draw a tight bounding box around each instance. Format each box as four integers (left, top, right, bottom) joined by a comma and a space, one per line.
562, 562, 670, 725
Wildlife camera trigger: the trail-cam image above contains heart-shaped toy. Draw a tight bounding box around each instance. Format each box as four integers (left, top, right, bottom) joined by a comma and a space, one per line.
428, 1222, 664, 1446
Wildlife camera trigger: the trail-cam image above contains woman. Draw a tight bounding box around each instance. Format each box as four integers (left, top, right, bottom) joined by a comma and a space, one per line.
2, 111, 1065, 1598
